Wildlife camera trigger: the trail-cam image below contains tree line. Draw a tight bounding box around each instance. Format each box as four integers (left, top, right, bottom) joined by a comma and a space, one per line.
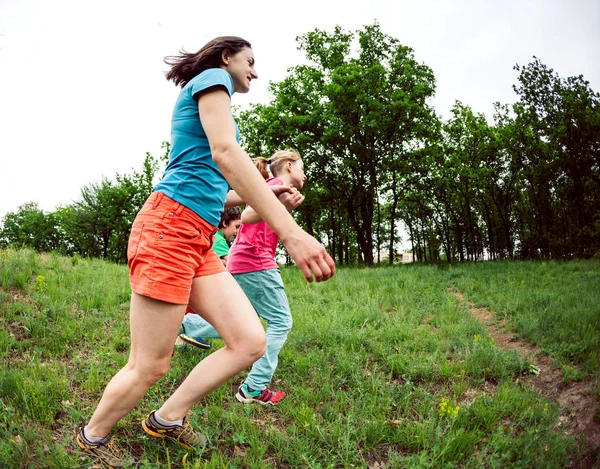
0, 144, 170, 264
1, 23, 598, 266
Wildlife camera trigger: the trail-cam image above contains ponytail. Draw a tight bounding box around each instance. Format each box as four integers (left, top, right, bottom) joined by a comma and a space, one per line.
253, 157, 270, 180
253, 149, 302, 180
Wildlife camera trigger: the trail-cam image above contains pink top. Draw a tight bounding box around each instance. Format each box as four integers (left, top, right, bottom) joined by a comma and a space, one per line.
227, 177, 282, 274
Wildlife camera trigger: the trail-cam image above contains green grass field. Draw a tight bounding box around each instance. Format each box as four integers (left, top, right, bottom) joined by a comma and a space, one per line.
1, 248, 598, 468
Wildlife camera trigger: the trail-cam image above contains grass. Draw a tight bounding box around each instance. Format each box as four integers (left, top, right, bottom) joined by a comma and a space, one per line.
442, 260, 600, 381
0, 248, 598, 468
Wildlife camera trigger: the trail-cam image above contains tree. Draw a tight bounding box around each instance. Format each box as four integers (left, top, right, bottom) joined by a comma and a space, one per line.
63, 145, 169, 263
512, 58, 600, 258
0, 202, 61, 252
239, 23, 437, 265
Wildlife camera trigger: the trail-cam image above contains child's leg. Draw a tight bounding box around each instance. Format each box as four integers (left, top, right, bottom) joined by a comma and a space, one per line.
235, 269, 292, 391
180, 312, 221, 339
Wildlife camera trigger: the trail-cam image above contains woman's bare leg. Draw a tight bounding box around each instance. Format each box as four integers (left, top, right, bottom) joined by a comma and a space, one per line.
156, 272, 265, 421
86, 293, 185, 438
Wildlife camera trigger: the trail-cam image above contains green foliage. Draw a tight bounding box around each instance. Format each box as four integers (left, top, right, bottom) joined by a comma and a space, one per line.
239, 22, 438, 265
0, 203, 61, 252
509, 58, 600, 259
0, 143, 169, 264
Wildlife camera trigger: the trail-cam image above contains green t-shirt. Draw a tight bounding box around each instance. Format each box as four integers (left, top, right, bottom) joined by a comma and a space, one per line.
213, 230, 229, 258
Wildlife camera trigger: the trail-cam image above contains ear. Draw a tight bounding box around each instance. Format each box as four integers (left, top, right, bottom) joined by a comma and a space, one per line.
221, 49, 229, 65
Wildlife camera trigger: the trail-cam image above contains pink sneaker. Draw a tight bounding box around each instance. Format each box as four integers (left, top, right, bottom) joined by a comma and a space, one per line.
235, 384, 286, 406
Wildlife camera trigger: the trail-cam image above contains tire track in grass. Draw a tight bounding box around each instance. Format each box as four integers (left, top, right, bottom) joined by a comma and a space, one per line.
449, 289, 599, 469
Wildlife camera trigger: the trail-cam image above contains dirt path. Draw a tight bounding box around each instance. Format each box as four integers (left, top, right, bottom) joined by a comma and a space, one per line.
449, 289, 599, 469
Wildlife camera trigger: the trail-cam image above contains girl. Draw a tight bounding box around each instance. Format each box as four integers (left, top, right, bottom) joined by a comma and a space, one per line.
76, 37, 335, 468
179, 149, 307, 405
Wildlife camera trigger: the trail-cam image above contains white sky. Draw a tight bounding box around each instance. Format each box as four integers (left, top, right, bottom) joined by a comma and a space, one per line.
1, 0, 599, 251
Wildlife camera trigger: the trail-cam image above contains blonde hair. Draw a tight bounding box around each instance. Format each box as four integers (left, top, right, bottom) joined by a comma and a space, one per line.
252, 148, 302, 180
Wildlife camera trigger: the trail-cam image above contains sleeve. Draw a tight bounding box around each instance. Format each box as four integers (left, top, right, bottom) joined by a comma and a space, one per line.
267, 177, 284, 187
244, 178, 284, 211
212, 236, 230, 258
190, 68, 234, 99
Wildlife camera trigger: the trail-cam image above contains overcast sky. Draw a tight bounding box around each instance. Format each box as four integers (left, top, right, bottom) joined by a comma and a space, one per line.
1, 0, 598, 250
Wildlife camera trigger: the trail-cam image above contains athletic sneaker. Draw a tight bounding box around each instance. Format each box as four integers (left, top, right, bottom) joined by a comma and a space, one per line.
76, 428, 137, 468
178, 333, 211, 350
142, 411, 207, 450
235, 384, 286, 406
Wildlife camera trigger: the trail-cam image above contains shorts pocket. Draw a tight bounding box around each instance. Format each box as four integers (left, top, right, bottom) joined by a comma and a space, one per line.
127, 221, 144, 265
164, 213, 209, 246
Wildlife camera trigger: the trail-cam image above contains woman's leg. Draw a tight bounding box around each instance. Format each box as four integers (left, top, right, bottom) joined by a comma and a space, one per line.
86, 293, 185, 438
237, 270, 292, 391
156, 272, 266, 421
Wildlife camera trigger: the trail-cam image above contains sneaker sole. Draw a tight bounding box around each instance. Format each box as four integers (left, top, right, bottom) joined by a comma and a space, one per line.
179, 335, 211, 350
141, 419, 194, 450
235, 392, 279, 406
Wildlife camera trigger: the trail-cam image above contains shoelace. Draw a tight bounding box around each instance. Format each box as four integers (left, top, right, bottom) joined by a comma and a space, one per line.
105, 438, 125, 458
259, 389, 274, 401
178, 422, 197, 442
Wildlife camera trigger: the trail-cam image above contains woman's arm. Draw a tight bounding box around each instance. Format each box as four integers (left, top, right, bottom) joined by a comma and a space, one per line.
199, 89, 334, 282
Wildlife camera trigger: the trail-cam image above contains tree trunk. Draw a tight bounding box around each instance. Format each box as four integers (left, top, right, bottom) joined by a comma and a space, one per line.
389, 171, 399, 265
330, 208, 337, 264
376, 193, 381, 264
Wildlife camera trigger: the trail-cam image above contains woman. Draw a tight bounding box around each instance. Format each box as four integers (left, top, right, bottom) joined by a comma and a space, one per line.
76, 36, 335, 468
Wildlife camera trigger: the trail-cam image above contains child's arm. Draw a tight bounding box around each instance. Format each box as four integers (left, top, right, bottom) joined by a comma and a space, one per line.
224, 186, 295, 208
242, 189, 305, 224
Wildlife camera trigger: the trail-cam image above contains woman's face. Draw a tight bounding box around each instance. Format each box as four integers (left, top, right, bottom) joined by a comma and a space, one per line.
289, 160, 306, 189
221, 219, 242, 242
223, 46, 258, 94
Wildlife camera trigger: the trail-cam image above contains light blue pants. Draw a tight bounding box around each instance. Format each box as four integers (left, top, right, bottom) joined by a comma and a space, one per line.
180, 268, 292, 391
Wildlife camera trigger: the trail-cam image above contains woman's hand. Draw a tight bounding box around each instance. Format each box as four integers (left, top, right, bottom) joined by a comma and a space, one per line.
280, 229, 335, 283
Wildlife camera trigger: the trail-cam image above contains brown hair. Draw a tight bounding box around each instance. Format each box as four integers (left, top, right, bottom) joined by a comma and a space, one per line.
218, 207, 242, 229
252, 149, 302, 180
164, 36, 252, 88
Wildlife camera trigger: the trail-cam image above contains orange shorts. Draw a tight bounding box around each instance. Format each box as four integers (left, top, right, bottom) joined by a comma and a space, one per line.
128, 191, 226, 304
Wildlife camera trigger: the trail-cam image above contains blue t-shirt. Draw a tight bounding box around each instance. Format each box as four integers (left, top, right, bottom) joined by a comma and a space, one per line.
154, 68, 240, 227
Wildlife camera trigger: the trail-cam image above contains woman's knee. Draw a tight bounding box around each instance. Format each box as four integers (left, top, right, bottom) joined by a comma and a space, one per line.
127, 358, 171, 386
236, 330, 266, 365
249, 330, 267, 359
